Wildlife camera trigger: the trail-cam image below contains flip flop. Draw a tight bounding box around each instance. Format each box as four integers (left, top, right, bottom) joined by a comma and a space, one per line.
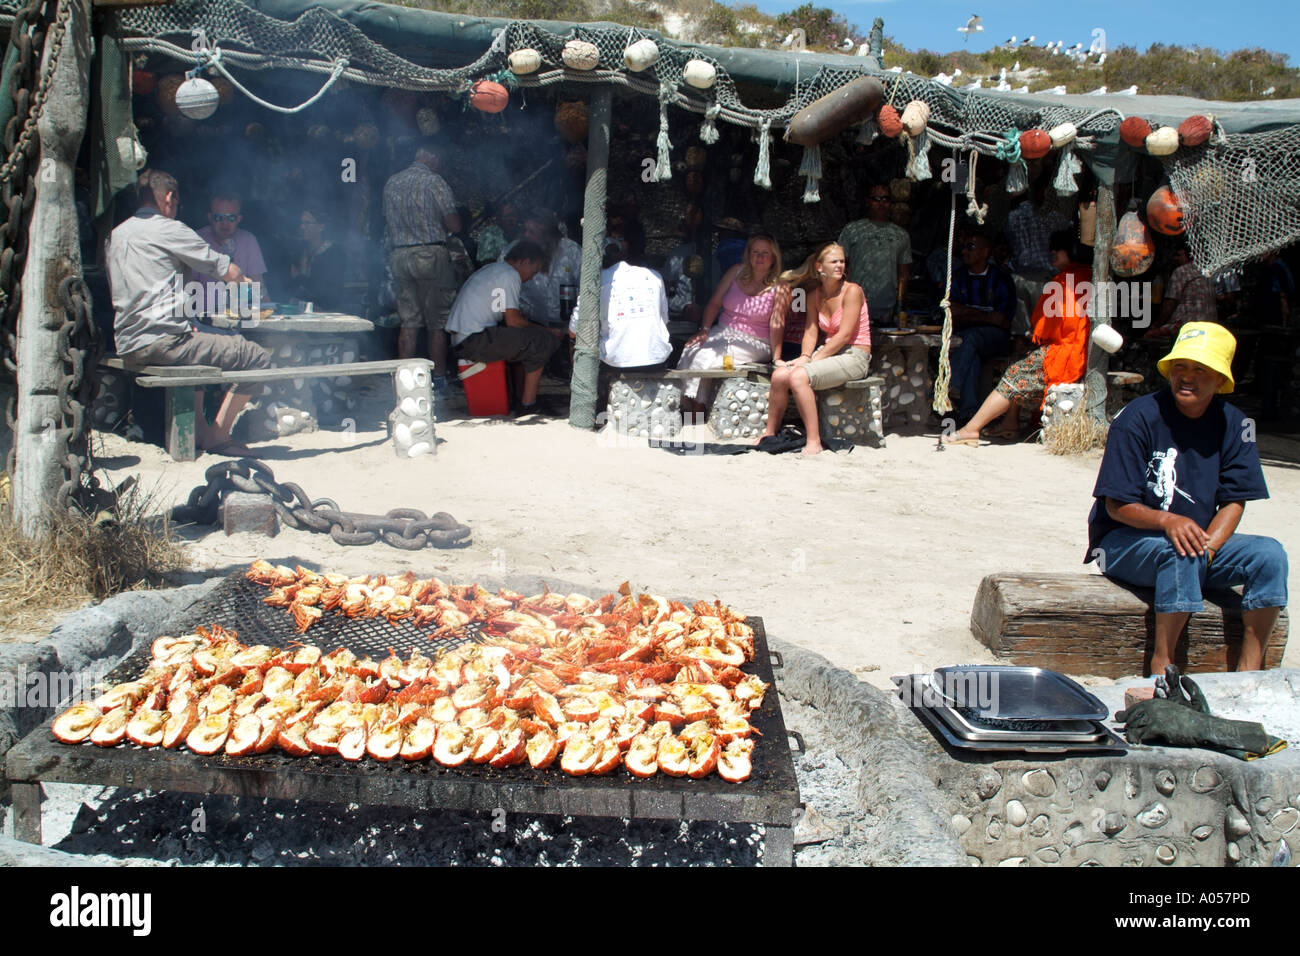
941, 435, 983, 447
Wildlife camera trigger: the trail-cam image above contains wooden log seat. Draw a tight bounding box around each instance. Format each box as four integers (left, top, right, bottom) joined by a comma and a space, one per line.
970, 572, 1290, 678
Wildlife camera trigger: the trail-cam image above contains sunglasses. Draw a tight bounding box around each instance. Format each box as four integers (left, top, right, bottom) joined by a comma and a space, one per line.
209, 213, 239, 222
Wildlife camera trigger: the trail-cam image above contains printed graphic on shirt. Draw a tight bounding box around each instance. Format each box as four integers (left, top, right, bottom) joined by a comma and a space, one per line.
1145, 447, 1195, 510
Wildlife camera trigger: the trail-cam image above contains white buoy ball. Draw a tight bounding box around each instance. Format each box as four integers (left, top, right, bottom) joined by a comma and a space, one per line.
175, 77, 220, 119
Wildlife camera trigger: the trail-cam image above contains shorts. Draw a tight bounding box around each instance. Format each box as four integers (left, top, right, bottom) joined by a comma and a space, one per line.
455, 325, 559, 372
995, 346, 1048, 405
121, 329, 271, 395
392, 244, 457, 332
803, 347, 872, 390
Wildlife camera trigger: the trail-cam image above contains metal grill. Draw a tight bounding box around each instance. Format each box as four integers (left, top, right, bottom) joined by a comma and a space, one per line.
7, 576, 802, 863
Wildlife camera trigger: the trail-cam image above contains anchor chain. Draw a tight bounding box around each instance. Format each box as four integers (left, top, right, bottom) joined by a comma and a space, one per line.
172, 457, 473, 550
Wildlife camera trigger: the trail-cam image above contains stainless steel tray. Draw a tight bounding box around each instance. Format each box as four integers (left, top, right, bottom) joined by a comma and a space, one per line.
930, 665, 1108, 722
923, 686, 1109, 744
896, 677, 1127, 754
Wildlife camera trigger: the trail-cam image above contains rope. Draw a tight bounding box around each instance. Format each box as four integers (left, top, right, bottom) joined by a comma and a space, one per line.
204, 46, 348, 114
932, 188, 958, 417
965, 146, 987, 224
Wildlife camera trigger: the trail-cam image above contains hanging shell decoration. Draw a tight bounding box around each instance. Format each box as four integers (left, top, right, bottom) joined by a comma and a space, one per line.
509, 48, 543, 75
562, 40, 601, 71
683, 59, 717, 90
624, 38, 660, 72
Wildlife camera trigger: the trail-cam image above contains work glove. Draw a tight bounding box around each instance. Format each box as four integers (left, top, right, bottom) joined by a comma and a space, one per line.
1115, 698, 1271, 754
1153, 665, 1212, 714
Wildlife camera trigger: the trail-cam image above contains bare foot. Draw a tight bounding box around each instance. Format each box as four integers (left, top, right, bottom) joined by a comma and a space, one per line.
800, 443, 825, 456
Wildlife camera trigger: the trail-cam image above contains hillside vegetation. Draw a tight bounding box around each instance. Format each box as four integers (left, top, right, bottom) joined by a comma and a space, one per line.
390, 0, 1299, 101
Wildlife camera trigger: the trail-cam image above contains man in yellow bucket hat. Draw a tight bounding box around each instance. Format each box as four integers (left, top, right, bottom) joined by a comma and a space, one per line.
1085, 322, 1288, 675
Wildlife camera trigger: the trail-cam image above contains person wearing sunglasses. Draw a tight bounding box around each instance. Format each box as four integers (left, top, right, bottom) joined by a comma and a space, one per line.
197, 192, 266, 302
837, 185, 910, 324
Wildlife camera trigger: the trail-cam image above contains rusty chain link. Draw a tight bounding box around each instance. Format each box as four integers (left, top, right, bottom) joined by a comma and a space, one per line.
172, 458, 473, 550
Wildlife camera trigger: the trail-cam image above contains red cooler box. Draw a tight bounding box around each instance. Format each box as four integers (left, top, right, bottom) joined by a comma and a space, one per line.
457, 359, 510, 416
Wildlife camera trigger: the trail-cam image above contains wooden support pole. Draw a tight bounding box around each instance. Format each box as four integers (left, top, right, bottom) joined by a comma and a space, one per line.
569, 86, 611, 430
1085, 183, 1116, 424
13, 0, 91, 535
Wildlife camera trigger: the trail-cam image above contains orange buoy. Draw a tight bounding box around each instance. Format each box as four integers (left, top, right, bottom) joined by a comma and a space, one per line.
469, 80, 509, 114
1018, 129, 1051, 160
1119, 116, 1151, 149
1146, 185, 1186, 236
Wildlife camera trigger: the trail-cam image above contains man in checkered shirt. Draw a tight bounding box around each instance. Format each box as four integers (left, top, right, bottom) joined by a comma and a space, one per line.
384, 142, 461, 391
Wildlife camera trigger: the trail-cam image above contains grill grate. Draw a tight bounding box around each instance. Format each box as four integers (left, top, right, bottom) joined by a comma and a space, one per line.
62, 573, 797, 798
180, 573, 477, 658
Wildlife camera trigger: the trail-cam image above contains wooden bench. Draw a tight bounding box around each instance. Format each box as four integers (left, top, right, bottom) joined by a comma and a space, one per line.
103, 357, 433, 462
971, 572, 1290, 678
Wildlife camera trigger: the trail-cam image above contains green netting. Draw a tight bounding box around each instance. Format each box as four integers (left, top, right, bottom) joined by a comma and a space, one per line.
1164, 128, 1300, 276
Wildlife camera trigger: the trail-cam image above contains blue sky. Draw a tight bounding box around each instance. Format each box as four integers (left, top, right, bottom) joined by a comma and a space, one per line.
746, 0, 1300, 66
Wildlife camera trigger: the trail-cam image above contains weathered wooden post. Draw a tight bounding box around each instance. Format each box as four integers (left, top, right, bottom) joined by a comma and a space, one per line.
569, 86, 610, 431
1085, 183, 1115, 424
13, 0, 90, 534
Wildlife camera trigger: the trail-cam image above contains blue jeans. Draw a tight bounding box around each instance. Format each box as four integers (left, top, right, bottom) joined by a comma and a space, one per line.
951, 324, 1010, 420
1098, 527, 1288, 614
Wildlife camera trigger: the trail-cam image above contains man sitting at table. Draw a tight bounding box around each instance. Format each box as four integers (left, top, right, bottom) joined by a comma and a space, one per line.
947, 230, 1017, 424
568, 226, 672, 412
447, 240, 562, 417
108, 170, 271, 457
197, 191, 267, 309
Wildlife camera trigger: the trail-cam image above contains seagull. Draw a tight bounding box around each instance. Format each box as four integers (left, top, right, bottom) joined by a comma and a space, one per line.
1006, 35, 1017, 46
1085, 85, 1107, 95
1114, 84, 1138, 95
1013, 60, 1020, 72
1013, 85, 1029, 94
781, 33, 793, 48
953, 67, 963, 77
1041, 84, 1067, 95
995, 76, 1012, 92
888, 65, 903, 72
1026, 35, 1036, 44
958, 14, 984, 38
1263, 85, 1276, 96
962, 77, 983, 90
856, 42, 870, 56
840, 37, 854, 50
1097, 52, 1107, 66
934, 72, 953, 86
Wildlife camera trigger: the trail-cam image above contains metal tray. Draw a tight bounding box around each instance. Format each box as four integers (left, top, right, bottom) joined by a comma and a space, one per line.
896, 677, 1127, 754
930, 665, 1108, 722
901, 675, 1111, 743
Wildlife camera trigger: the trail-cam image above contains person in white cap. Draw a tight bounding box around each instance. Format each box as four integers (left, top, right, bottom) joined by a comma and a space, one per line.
1085, 322, 1288, 676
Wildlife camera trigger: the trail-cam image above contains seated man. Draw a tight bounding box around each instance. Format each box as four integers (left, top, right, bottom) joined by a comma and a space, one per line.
568, 231, 672, 411
947, 231, 1017, 423
1085, 322, 1288, 675
1144, 244, 1216, 341
108, 171, 271, 456
447, 240, 561, 416
502, 210, 581, 328
197, 191, 267, 308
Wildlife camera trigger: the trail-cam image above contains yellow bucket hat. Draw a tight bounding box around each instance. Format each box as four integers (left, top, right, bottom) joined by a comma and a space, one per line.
1157, 322, 1236, 393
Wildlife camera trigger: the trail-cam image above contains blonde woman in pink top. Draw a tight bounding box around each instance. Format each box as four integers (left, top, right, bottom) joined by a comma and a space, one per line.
677, 234, 790, 416
760, 242, 871, 455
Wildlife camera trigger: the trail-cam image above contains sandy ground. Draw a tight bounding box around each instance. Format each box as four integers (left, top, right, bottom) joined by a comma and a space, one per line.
78, 383, 1300, 689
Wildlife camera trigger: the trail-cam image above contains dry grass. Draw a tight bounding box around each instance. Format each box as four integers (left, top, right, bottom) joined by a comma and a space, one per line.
0, 483, 189, 635
1043, 397, 1110, 456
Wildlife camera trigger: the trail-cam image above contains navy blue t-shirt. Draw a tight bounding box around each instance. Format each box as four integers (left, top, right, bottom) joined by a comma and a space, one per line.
1085, 388, 1269, 562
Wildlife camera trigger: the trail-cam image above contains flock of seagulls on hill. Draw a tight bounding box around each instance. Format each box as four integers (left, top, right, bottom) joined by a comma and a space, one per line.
778, 12, 1277, 100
